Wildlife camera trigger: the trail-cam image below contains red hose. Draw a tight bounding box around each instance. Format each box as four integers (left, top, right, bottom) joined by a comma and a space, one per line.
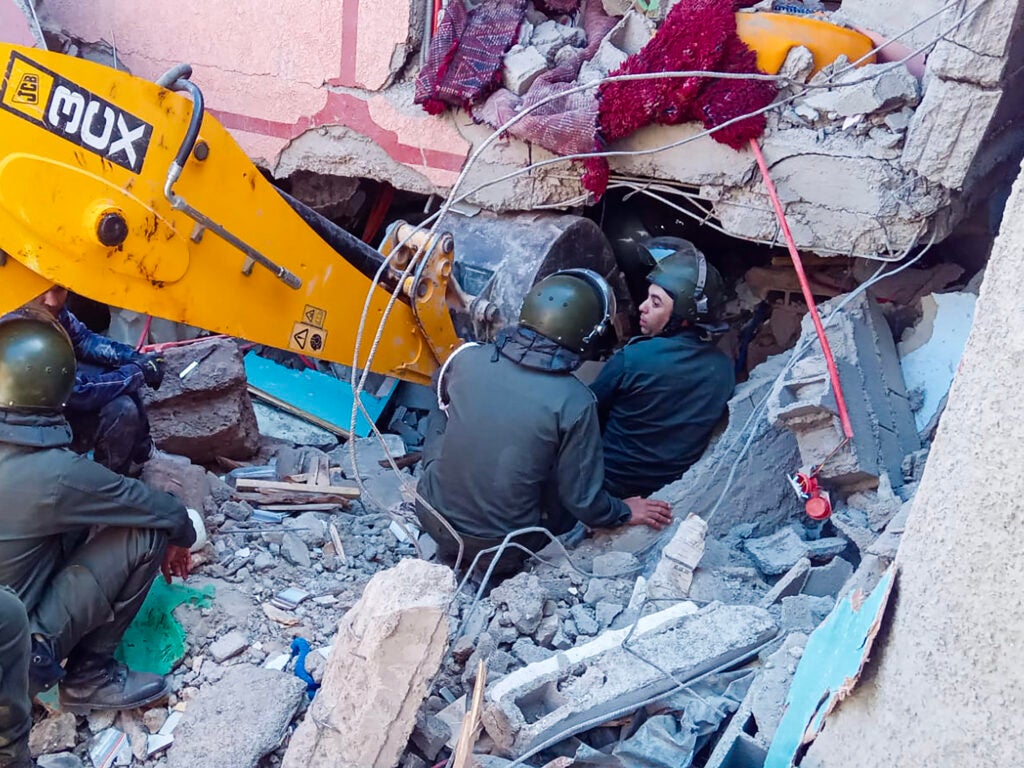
749, 138, 854, 445
135, 315, 153, 351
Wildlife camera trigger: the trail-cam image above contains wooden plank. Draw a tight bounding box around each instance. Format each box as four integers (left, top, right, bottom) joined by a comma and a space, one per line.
451, 659, 487, 768
247, 385, 350, 438
235, 491, 352, 506
235, 478, 360, 498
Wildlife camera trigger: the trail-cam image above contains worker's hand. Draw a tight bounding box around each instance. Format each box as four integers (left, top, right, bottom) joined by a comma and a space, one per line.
161, 545, 192, 584
135, 353, 165, 390
624, 497, 673, 530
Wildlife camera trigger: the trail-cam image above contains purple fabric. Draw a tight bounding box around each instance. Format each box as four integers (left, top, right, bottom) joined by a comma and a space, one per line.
415, 0, 529, 113
474, 0, 617, 156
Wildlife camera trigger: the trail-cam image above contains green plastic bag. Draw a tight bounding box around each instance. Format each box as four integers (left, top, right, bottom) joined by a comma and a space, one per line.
114, 579, 215, 675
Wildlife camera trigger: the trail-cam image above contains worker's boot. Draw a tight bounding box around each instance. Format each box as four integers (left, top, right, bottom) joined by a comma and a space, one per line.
27, 636, 64, 696
58, 652, 167, 714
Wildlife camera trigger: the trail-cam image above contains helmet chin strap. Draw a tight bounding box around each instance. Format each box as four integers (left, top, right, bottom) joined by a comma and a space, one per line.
692, 250, 708, 320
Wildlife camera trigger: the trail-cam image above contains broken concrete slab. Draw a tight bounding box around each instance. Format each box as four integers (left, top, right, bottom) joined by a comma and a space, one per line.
208, 630, 249, 663
283, 559, 455, 768
768, 292, 920, 492
502, 46, 548, 95
166, 666, 305, 768
481, 602, 776, 756
142, 339, 259, 462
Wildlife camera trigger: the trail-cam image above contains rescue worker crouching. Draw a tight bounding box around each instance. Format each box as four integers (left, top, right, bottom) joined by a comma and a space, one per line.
30, 285, 165, 477
415, 269, 673, 579
590, 237, 735, 499
0, 310, 199, 768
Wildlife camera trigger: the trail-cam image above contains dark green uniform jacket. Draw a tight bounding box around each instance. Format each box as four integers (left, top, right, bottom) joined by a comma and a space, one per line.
0, 410, 194, 612
418, 326, 630, 541
590, 328, 735, 498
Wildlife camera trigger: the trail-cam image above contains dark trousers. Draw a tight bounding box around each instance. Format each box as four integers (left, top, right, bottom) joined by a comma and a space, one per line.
67, 391, 152, 476
415, 500, 575, 579
30, 527, 168, 665
0, 588, 30, 763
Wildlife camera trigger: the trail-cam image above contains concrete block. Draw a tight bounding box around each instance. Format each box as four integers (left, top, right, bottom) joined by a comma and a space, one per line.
803, 557, 854, 599
744, 527, 809, 577
502, 46, 548, 96
570, 604, 599, 636
283, 559, 456, 768
142, 339, 259, 462
760, 558, 812, 607
802, 64, 919, 118
481, 602, 776, 756
491, 574, 545, 636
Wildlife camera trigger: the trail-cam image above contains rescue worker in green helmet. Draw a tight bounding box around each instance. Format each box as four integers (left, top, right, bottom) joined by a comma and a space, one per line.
590, 237, 735, 499
416, 269, 672, 578
0, 309, 200, 768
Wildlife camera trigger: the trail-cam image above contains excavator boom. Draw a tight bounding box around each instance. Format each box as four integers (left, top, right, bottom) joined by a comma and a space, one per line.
0, 44, 463, 385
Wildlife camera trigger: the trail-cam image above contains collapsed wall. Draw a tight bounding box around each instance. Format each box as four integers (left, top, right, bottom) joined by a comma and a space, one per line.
799, 159, 1024, 768
32, 0, 1024, 257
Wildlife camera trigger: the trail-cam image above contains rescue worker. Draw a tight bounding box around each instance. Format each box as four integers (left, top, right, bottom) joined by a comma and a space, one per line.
29, 285, 165, 476
0, 310, 197, 768
415, 269, 673, 577
590, 238, 735, 499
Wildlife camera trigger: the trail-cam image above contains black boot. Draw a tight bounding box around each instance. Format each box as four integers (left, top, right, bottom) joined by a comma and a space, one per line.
27, 636, 64, 697
0, 737, 34, 768
58, 653, 167, 714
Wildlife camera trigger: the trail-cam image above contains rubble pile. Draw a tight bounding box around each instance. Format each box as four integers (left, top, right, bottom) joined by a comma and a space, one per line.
21, 265, 980, 768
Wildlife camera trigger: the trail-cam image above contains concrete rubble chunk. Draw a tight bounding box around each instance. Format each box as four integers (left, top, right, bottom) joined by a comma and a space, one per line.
760, 558, 812, 607
491, 573, 545, 635
780, 595, 836, 634
768, 292, 920, 492
283, 559, 456, 768
744, 527, 809, 577
167, 666, 306, 768
481, 602, 777, 756
29, 713, 77, 757
36, 753, 84, 768
502, 46, 548, 95
142, 339, 259, 462
802, 557, 854, 598
647, 513, 707, 600
140, 455, 212, 514
208, 630, 249, 663
802, 63, 919, 118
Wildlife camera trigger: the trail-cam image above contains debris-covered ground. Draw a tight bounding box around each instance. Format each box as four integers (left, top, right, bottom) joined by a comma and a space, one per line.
21, 240, 984, 768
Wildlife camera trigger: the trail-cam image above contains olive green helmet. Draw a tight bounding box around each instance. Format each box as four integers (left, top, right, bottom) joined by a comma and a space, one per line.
0, 308, 76, 411
518, 268, 616, 356
642, 237, 725, 323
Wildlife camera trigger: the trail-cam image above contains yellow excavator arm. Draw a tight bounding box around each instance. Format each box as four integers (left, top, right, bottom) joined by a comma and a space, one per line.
0, 45, 468, 386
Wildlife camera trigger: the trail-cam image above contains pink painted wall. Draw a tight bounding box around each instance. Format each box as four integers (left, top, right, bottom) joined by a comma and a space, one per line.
41, 0, 469, 187
1, 0, 39, 46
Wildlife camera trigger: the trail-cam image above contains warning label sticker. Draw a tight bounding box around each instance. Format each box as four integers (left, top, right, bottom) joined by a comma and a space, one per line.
289, 322, 327, 354
302, 305, 327, 329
